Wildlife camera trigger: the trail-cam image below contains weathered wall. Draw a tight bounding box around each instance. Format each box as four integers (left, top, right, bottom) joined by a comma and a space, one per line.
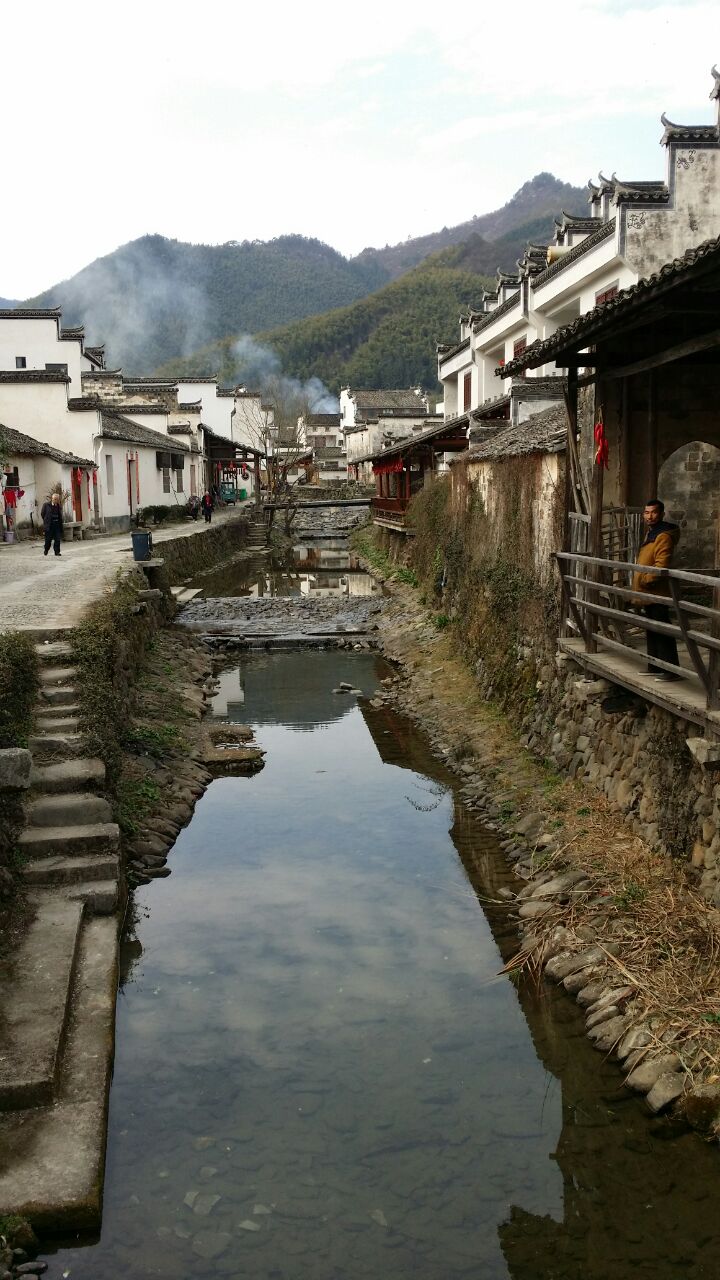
524, 659, 720, 905
659, 440, 720, 568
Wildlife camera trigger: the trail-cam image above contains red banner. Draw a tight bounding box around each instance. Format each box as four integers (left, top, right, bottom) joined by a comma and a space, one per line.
373, 458, 404, 476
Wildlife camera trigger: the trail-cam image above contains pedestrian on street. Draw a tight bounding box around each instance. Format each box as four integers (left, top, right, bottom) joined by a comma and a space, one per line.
201, 491, 214, 524
41, 492, 64, 557
632, 498, 681, 682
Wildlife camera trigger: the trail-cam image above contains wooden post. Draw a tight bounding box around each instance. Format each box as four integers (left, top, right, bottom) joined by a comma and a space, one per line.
647, 370, 658, 497
620, 377, 630, 507
586, 383, 606, 655
709, 515, 720, 711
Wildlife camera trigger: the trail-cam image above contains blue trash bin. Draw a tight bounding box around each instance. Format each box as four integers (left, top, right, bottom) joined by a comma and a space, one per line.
131, 530, 153, 562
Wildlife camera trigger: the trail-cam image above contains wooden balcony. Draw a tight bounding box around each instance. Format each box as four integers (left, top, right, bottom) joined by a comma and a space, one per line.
371, 496, 412, 533
555, 552, 720, 729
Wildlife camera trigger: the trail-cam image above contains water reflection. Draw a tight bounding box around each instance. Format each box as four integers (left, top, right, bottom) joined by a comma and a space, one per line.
190, 539, 380, 601
42, 655, 720, 1279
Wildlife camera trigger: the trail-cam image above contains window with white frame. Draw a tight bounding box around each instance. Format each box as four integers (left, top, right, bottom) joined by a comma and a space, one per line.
105, 454, 114, 496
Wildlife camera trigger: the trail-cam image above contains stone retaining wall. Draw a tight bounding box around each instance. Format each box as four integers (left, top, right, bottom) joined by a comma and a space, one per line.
523, 655, 720, 904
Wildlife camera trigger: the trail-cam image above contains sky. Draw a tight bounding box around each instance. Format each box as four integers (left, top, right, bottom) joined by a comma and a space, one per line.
3, 0, 719, 299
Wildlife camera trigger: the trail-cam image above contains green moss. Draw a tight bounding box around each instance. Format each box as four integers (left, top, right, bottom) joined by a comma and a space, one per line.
0, 632, 38, 749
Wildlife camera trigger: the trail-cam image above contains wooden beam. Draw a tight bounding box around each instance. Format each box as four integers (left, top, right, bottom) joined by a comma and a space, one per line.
647, 369, 658, 495
557, 354, 599, 368
601, 325, 720, 381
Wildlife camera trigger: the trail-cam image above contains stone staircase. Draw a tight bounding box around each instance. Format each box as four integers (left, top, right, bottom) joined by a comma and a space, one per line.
246, 513, 268, 550
0, 638, 122, 1226
20, 640, 121, 916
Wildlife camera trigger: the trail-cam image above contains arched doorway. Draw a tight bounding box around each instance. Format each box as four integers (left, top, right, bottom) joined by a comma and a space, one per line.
658, 440, 720, 570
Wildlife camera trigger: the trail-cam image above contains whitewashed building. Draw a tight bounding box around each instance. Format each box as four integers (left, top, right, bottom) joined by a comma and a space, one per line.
1, 424, 95, 538
341, 387, 436, 481
439, 71, 720, 423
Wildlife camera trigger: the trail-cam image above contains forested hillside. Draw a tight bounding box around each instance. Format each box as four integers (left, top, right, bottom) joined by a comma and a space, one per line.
155, 261, 493, 391
353, 173, 587, 280
20, 172, 587, 378
25, 235, 386, 373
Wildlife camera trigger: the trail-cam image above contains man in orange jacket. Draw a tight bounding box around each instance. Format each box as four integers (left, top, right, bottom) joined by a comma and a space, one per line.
632, 498, 681, 682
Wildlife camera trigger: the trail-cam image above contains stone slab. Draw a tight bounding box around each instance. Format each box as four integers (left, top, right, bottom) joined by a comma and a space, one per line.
22, 853, 119, 887
0, 915, 118, 1228
18, 823, 120, 859
0, 900, 83, 1109
30, 759, 105, 795
28, 793, 113, 828
0, 748, 32, 790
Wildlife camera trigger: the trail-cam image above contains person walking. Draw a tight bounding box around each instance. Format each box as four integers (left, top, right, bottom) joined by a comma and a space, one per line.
632, 498, 681, 681
201, 491, 214, 524
41, 492, 64, 557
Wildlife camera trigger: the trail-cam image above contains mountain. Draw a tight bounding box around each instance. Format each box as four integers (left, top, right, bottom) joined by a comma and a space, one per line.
352, 174, 588, 280
20, 173, 588, 375
0, 297, 18, 309
155, 259, 494, 391
25, 235, 387, 373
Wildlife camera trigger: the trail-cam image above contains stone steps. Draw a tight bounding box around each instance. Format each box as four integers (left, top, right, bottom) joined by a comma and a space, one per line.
56, 878, 120, 916
38, 685, 78, 707
35, 714, 80, 732
39, 665, 79, 686
0, 899, 84, 1110
21, 853, 120, 887
34, 641, 74, 664
35, 703, 81, 721
29, 731, 86, 758
0, 914, 118, 1228
18, 822, 120, 859
31, 758, 106, 794
28, 791, 113, 827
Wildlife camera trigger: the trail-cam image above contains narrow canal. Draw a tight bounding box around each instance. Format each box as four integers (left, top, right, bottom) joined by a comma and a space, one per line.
42, 548, 720, 1280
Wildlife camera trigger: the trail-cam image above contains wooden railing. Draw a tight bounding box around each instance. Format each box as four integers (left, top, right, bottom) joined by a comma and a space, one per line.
555, 551, 720, 710
371, 496, 410, 525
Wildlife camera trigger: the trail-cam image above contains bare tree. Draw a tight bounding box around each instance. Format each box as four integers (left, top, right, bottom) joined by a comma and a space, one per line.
232, 376, 317, 534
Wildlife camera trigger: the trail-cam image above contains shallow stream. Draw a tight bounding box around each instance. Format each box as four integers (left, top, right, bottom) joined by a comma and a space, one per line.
42, 643, 720, 1278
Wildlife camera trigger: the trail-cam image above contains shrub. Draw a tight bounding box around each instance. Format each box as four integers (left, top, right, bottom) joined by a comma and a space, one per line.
0, 632, 38, 748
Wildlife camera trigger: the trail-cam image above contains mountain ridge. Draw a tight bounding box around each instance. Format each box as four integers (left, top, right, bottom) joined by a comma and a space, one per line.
19, 174, 587, 374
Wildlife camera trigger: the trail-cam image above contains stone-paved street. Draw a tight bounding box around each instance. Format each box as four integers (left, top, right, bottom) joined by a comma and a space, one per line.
0, 509, 249, 633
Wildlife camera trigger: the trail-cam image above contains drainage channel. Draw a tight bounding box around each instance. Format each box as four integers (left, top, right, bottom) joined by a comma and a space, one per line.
38, 648, 720, 1279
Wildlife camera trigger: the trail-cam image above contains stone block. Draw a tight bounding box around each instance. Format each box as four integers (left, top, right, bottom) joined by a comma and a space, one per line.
625, 1053, 681, 1093
691, 841, 706, 868
0, 748, 32, 790
687, 737, 720, 767
646, 1071, 687, 1114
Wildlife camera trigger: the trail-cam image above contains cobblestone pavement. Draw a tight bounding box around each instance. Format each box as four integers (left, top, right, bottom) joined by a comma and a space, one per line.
0, 509, 250, 633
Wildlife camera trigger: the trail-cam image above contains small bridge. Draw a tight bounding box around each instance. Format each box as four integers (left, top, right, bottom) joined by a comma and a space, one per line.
262, 498, 372, 510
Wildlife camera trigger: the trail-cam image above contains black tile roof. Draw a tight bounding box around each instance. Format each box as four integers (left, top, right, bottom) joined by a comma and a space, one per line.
462, 404, 566, 462
349, 388, 427, 413
498, 233, 720, 378
0, 369, 69, 383
530, 219, 615, 291
0, 308, 61, 319
99, 411, 189, 451
0, 422, 93, 467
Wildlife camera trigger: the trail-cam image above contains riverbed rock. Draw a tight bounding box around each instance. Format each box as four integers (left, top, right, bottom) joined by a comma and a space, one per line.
625, 1053, 682, 1093
646, 1071, 687, 1113
586, 1003, 619, 1030
192, 1231, 232, 1259
518, 900, 553, 920
617, 1024, 652, 1060
588, 1015, 630, 1052
563, 965, 601, 995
